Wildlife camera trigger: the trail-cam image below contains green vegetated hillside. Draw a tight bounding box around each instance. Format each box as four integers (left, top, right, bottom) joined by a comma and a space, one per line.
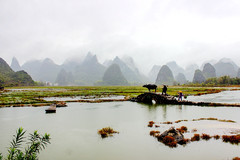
0, 58, 34, 87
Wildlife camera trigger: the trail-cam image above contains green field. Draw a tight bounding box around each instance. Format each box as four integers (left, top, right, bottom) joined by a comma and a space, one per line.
0, 86, 237, 107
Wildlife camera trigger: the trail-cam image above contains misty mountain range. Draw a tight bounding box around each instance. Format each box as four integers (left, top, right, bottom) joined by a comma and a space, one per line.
7, 54, 240, 86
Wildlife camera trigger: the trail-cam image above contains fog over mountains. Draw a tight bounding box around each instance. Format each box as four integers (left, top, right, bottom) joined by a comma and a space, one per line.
5, 53, 240, 86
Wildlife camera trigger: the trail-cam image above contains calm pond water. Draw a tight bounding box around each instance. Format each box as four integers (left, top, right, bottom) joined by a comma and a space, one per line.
1, 91, 240, 160
187, 90, 240, 104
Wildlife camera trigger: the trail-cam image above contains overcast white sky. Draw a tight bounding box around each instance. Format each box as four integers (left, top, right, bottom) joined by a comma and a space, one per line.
1, 0, 240, 73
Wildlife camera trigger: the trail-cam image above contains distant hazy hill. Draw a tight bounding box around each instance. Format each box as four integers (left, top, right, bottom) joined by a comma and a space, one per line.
202, 63, 216, 79
55, 68, 74, 86
166, 61, 185, 77
155, 65, 175, 85
0, 57, 34, 86
175, 73, 187, 85
148, 65, 161, 82
185, 64, 199, 81
193, 69, 206, 83
107, 56, 145, 84
10, 57, 22, 72
22, 58, 60, 83
61, 57, 82, 72
97, 63, 128, 86
74, 52, 106, 85
219, 58, 239, 71
214, 60, 237, 77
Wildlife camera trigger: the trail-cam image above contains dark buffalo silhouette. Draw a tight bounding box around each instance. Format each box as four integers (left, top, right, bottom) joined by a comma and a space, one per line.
0, 86, 4, 91
143, 84, 157, 92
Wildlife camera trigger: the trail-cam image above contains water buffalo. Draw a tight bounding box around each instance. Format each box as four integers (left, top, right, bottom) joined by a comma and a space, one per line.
143, 84, 157, 92
0, 86, 4, 91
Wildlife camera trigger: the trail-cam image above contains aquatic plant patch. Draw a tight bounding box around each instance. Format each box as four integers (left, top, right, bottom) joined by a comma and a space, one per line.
98, 127, 119, 138
148, 118, 240, 148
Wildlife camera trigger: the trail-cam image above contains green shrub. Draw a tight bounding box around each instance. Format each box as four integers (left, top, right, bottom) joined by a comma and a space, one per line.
0, 127, 50, 160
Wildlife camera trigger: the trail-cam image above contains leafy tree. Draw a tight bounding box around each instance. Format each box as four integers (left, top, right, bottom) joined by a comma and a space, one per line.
0, 127, 50, 160
204, 76, 240, 86
237, 68, 240, 78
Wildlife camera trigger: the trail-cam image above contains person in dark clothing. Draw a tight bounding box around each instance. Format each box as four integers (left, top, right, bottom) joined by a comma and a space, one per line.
162, 85, 167, 95
178, 91, 183, 101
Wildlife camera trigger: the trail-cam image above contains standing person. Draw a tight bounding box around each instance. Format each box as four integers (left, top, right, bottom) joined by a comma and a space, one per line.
162, 85, 167, 95
178, 91, 183, 101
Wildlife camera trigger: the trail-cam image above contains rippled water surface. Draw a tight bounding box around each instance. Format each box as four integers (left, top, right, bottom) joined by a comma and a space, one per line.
1, 91, 240, 160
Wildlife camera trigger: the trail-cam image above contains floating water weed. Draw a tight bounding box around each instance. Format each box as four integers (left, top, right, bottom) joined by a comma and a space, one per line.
222, 135, 240, 144
191, 134, 200, 141
176, 126, 188, 133
178, 138, 190, 145
162, 136, 177, 148
148, 121, 155, 127
148, 124, 153, 127
98, 127, 119, 138
175, 120, 182, 123
162, 121, 173, 124
149, 121, 155, 124
150, 130, 160, 136
201, 134, 212, 140
213, 135, 220, 140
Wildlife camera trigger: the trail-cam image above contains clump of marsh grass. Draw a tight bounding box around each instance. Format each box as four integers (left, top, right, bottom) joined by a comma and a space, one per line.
150, 130, 160, 136
213, 135, 220, 140
192, 117, 236, 123
148, 121, 155, 127
222, 135, 240, 144
98, 127, 119, 138
191, 134, 200, 142
201, 134, 212, 140
162, 136, 177, 148
176, 126, 188, 133
161, 121, 173, 124
178, 138, 190, 145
